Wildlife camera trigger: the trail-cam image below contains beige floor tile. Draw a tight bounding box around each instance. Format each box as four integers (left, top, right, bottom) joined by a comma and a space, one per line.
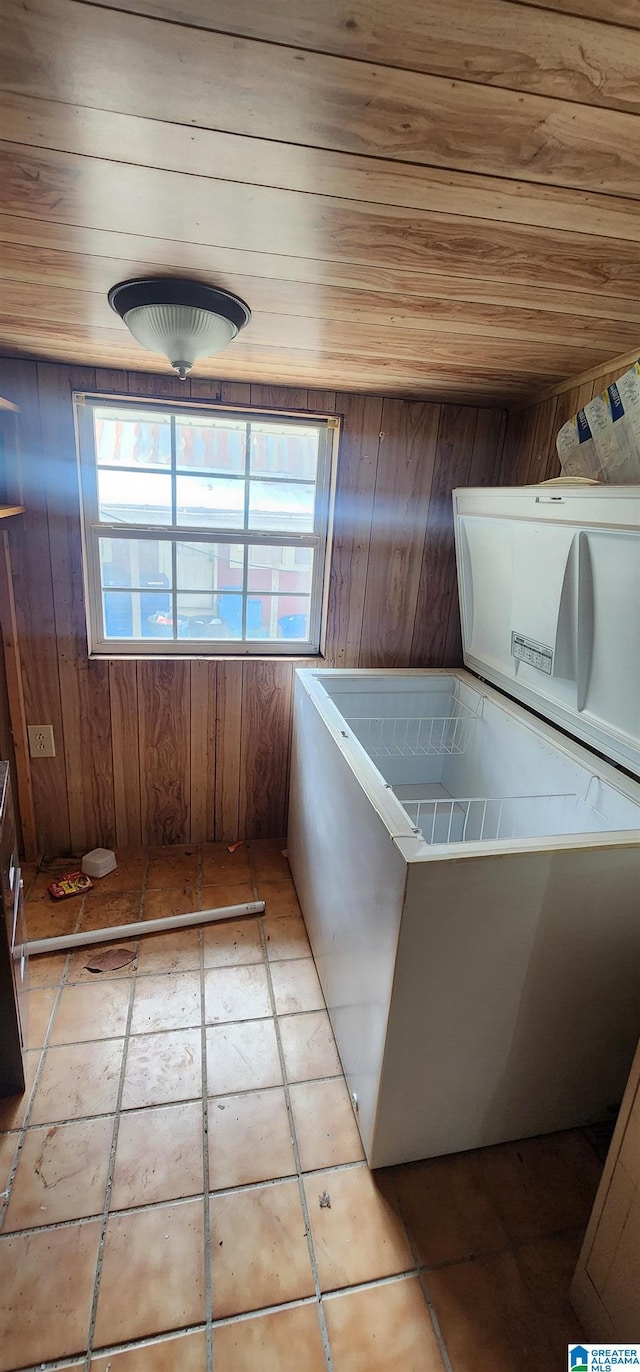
392, 1152, 509, 1266
270, 958, 324, 1014
137, 927, 201, 974
214, 1302, 326, 1371
210, 1179, 314, 1316
142, 886, 199, 921
94, 1199, 205, 1346
79, 892, 142, 932
50, 979, 131, 1045
92, 850, 146, 895
305, 1164, 413, 1292
279, 1010, 341, 1082
0, 1050, 40, 1131
200, 881, 256, 912
122, 1029, 202, 1110
66, 944, 137, 983
4, 1116, 113, 1230
263, 913, 312, 961
325, 1277, 445, 1372
30, 1039, 124, 1124
24, 985, 58, 1048
515, 1230, 587, 1347
25, 898, 81, 940
27, 949, 68, 987
427, 1249, 554, 1372
249, 841, 291, 883
259, 880, 301, 917
111, 1101, 203, 1210
131, 971, 202, 1034
204, 964, 271, 1024
203, 917, 263, 968
209, 1087, 294, 1189
0, 1132, 18, 1194
478, 1130, 602, 1243
289, 1078, 365, 1171
0, 1219, 101, 1371
27, 868, 82, 905
91, 1330, 207, 1369
24, 876, 50, 907
146, 845, 200, 889
202, 841, 252, 885
207, 1019, 282, 1096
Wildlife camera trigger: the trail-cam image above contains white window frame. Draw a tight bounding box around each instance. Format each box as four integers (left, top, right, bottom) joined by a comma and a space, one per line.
74, 393, 339, 657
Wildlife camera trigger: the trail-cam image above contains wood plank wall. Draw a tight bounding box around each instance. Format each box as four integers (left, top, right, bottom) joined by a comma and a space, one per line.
0, 356, 505, 854
499, 359, 629, 484
0, 638, 17, 834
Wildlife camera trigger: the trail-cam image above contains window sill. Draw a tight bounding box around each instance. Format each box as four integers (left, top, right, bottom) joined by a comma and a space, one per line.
88, 651, 326, 663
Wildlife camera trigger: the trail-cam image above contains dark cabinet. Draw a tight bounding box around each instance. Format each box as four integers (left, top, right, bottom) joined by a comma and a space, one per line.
0, 762, 28, 1096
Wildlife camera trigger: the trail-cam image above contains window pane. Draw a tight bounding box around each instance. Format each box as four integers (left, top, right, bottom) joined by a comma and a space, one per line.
175, 541, 244, 592
94, 408, 171, 468
248, 480, 315, 533
176, 475, 244, 528
83, 397, 331, 655
176, 416, 246, 474
102, 590, 175, 640
247, 545, 313, 596
98, 470, 172, 525
99, 538, 173, 590
176, 592, 242, 639
250, 423, 319, 481
249, 596, 311, 641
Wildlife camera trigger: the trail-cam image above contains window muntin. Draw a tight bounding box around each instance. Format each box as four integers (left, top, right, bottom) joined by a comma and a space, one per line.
77, 398, 336, 655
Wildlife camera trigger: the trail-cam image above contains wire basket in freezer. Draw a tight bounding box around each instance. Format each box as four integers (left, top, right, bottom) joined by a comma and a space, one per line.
401, 793, 609, 844
347, 695, 478, 758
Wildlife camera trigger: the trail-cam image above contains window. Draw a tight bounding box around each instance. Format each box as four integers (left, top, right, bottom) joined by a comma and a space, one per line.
75, 397, 338, 655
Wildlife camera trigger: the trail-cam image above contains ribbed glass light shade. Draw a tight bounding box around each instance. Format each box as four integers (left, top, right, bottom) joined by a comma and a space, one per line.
123, 303, 238, 379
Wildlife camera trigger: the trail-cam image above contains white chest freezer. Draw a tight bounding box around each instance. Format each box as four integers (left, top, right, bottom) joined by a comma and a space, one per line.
288, 485, 640, 1167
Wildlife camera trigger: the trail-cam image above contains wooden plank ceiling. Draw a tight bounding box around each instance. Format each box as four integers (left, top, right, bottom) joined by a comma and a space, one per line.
0, 0, 638, 403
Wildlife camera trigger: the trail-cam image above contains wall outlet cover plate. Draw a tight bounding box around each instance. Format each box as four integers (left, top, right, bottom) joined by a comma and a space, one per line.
27, 724, 56, 757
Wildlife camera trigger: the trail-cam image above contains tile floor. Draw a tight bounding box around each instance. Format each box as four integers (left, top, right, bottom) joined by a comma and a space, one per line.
0, 840, 602, 1370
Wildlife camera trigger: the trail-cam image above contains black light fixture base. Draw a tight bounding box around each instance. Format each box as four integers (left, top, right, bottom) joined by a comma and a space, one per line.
107, 278, 252, 333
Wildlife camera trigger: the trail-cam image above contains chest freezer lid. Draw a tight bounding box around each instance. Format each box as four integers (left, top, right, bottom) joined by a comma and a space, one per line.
453, 485, 640, 778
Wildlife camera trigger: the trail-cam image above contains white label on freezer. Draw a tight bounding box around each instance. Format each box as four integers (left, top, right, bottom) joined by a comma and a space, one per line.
511, 632, 554, 675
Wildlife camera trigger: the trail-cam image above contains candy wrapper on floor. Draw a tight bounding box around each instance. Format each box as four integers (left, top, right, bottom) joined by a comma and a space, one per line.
48, 871, 93, 900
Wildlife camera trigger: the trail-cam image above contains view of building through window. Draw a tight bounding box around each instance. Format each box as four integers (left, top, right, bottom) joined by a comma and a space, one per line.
77, 402, 335, 652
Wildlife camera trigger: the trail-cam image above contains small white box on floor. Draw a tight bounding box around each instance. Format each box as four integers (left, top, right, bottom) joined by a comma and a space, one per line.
81, 847, 117, 878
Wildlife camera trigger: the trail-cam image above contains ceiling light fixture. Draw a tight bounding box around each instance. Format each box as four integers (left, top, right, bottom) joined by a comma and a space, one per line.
108, 278, 251, 381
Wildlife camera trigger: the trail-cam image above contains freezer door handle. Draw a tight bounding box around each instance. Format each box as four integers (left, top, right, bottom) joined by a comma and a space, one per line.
554, 530, 594, 710
576, 532, 594, 712
457, 521, 474, 647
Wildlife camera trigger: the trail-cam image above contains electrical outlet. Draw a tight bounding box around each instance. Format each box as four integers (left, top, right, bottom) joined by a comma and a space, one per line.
27, 724, 56, 758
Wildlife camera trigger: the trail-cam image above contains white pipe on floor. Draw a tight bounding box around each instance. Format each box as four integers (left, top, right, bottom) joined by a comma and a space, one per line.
22, 900, 266, 957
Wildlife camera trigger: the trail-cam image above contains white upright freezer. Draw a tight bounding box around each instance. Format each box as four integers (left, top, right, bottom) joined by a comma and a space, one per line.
288, 485, 640, 1167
